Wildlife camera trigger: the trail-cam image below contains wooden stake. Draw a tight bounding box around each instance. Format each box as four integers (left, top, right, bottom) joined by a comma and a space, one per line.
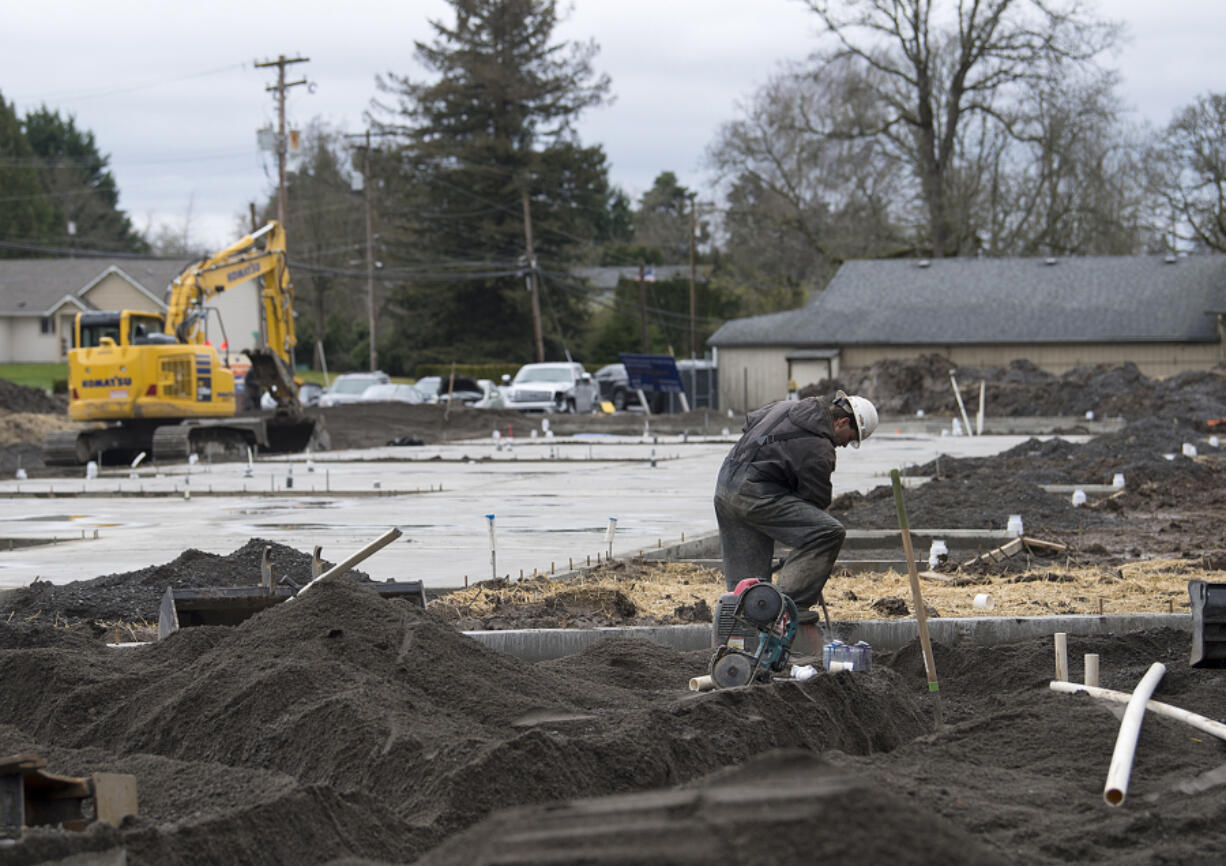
891, 469, 943, 727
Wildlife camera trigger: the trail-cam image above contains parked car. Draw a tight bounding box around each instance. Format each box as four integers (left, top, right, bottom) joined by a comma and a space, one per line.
318, 371, 391, 407
297, 382, 324, 407
593, 363, 643, 411
412, 376, 442, 403
470, 379, 506, 409
432, 375, 486, 407
501, 362, 598, 413
359, 383, 426, 404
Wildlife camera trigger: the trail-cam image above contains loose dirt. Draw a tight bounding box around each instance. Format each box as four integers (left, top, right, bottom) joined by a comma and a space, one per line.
2, 580, 1223, 864
4, 364, 1226, 863
801, 354, 1226, 422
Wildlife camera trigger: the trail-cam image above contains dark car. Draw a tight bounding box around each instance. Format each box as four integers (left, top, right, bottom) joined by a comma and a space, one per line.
419, 375, 485, 406
593, 363, 646, 411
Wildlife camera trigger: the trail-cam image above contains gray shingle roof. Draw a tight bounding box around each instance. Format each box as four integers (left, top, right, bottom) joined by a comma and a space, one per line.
0, 257, 186, 315
709, 255, 1226, 347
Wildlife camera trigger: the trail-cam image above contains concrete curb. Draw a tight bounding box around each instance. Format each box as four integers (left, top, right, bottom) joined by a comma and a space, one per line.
463, 613, 1192, 662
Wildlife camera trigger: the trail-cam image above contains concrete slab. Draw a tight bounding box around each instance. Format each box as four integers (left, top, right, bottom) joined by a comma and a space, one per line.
0, 431, 1089, 591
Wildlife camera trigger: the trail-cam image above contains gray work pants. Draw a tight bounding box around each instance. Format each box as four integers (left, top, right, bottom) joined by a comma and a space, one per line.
713, 461, 846, 608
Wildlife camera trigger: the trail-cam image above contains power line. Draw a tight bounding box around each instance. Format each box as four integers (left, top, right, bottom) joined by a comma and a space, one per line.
18, 63, 247, 104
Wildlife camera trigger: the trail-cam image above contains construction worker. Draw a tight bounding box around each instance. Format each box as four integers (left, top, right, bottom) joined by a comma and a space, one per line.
713, 389, 878, 614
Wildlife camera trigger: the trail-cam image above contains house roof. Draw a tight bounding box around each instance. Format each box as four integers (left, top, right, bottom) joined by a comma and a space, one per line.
709, 255, 1226, 347
0, 257, 186, 315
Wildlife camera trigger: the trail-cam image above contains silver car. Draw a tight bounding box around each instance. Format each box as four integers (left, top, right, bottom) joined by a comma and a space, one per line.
501, 362, 598, 413
318, 371, 391, 407
359, 383, 426, 404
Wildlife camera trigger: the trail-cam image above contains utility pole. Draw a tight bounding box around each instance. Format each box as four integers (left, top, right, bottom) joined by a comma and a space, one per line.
254, 54, 309, 228
363, 130, 377, 372
638, 259, 649, 353
521, 189, 545, 362
688, 193, 698, 359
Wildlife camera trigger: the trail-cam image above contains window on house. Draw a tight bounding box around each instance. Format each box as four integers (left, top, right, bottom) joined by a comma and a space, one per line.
40, 317, 55, 335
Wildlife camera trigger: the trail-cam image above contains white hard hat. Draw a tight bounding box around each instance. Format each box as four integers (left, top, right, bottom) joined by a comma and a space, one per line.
834, 390, 878, 448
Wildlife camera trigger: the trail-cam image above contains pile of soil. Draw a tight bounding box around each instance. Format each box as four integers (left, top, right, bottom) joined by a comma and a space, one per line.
801, 355, 1226, 422
829, 418, 1226, 570
315, 402, 736, 451
2, 579, 1224, 864
0, 578, 931, 865
0, 379, 66, 415
0, 539, 370, 633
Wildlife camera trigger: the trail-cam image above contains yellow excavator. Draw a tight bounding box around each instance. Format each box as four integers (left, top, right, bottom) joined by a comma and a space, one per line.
43, 221, 321, 465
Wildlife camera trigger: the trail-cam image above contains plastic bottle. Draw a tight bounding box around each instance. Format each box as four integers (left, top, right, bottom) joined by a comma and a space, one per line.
823, 640, 846, 671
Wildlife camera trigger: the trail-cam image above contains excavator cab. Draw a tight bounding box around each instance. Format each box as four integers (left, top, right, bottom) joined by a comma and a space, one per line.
66, 310, 237, 424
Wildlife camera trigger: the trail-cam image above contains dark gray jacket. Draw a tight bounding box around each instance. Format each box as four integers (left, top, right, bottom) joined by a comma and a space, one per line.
722, 397, 838, 508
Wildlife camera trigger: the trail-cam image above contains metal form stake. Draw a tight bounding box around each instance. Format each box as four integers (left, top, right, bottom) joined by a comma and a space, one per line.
486, 514, 497, 581
891, 468, 943, 727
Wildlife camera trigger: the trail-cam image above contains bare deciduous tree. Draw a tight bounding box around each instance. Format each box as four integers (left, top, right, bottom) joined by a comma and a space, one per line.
707, 57, 911, 296
1150, 92, 1226, 253
800, 0, 1120, 256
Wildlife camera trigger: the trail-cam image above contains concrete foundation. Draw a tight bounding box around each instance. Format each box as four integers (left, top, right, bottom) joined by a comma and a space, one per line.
464, 613, 1192, 662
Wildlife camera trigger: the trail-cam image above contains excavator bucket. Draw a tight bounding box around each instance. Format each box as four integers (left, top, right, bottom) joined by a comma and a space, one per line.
263, 413, 322, 454
157, 544, 425, 640
1189, 580, 1226, 668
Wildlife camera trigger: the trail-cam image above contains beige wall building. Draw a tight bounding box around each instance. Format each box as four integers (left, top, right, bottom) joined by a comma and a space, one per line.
709, 255, 1226, 413
0, 259, 184, 363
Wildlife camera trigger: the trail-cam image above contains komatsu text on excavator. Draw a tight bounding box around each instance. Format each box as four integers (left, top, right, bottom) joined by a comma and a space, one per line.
43, 222, 321, 465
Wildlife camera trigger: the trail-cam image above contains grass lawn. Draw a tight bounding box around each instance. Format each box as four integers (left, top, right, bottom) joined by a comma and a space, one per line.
0, 362, 412, 393
0, 363, 67, 391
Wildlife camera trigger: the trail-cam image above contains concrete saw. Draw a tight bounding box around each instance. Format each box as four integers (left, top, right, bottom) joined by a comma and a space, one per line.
709, 579, 799, 688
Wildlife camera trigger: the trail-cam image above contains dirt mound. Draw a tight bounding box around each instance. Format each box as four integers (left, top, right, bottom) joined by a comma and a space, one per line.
430, 559, 724, 631
3, 578, 1225, 864
828, 418, 1226, 570
0, 539, 371, 627
0, 379, 66, 414
417, 749, 1010, 866
801, 356, 1226, 422
0, 413, 75, 456
831, 475, 1112, 533
0, 578, 930, 864
316, 402, 738, 450
905, 418, 1223, 487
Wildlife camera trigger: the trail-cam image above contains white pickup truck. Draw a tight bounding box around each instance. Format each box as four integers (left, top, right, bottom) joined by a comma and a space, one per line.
501, 362, 598, 413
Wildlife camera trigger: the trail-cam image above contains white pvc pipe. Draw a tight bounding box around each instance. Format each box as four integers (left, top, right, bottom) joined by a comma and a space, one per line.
689, 675, 715, 692
1054, 632, 1069, 682
1084, 654, 1100, 687
1100, 663, 1166, 806
950, 371, 973, 436
1050, 679, 1226, 742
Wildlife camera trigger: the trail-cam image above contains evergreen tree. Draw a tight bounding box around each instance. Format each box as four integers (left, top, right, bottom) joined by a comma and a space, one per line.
23, 105, 147, 253
258, 122, 368, 369
0, 91, 55, 256
372, 0, 612, 370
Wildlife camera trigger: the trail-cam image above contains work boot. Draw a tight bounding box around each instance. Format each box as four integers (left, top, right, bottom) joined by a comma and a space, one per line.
796, 608, 822, 625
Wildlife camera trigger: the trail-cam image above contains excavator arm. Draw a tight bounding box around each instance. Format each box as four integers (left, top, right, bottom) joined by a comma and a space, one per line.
166, 221, 300, 411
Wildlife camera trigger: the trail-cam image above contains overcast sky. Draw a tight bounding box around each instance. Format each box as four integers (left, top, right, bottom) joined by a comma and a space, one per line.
4, 0, 1225, 251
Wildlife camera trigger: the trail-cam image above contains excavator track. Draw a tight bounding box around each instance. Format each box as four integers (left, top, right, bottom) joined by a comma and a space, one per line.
151, 426, 193, 463
42, 430, 90, 466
